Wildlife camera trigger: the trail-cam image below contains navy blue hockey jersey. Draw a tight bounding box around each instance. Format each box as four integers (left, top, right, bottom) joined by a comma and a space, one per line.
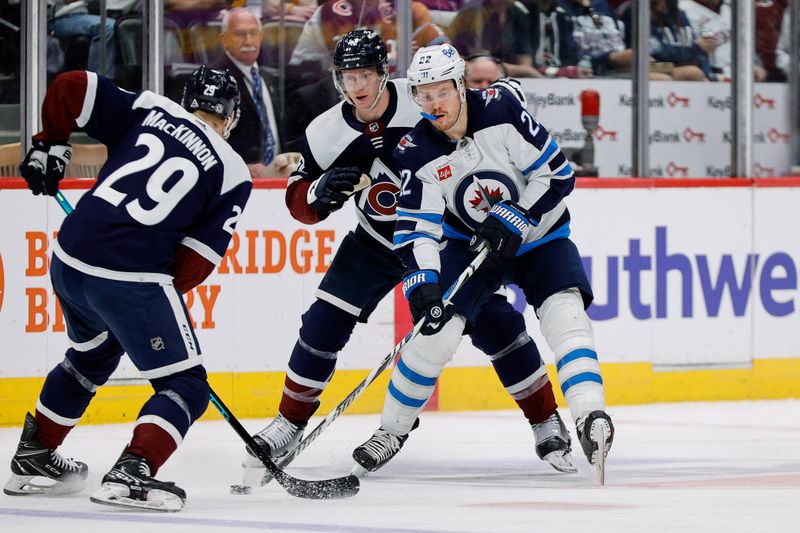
54, 72, 252, 283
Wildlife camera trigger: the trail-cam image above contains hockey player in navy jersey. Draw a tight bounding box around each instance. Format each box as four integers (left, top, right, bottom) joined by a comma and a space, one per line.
239, 29, 577, 488
355, 44, 615, 482
6, 66, 252, 510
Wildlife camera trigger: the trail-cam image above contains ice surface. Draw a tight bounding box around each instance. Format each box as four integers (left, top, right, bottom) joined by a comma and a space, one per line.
1, 401, 798, 532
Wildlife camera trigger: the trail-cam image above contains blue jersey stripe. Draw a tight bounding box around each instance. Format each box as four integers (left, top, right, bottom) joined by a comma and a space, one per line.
556, 348, 598, 371
396, 210, 443, 224
393, 231, 439, 246
560, 372, 603, 394
523, 138, 558, 174
396, 357, 438, 387
388, 381, 427, 408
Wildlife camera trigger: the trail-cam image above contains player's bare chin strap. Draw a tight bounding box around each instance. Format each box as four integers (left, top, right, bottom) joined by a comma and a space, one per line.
378, 315, 466, 435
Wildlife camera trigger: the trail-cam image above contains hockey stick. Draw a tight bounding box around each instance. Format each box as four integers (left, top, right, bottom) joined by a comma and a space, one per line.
237, 245, 490, 492
52, 191, 359, 500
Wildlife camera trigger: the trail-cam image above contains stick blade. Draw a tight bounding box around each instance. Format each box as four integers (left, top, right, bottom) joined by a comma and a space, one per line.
277, 472, 360, 499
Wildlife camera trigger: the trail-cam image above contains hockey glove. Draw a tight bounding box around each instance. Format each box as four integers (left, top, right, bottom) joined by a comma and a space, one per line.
490, 77, 527, 106
403, 270, 452, 336
469, 200, 535, 271
19, 140, 72, 197
307, 166, 363, 215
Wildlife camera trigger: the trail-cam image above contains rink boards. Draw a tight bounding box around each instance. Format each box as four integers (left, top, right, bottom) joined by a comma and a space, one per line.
1, 178, 799, 426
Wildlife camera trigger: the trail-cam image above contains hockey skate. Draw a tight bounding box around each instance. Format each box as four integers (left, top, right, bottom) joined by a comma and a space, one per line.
351, 419, 420, 477
234, 414, 307, 493
4, 412, 88, 496
531, 412, 577, 473
576, 410, 614, 485
90, 452, 185, 512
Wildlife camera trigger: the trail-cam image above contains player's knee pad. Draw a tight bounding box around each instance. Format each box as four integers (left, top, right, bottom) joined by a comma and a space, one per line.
298, 299, 359, 353
65, 336, 125, 387
537, 288, 604, 420
470, 294, 527, 355
380, 315, 465, 435
151, 365, 210, 425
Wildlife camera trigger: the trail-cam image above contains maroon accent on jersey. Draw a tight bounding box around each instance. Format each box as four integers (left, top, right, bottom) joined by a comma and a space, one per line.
33, 71, 89, 144
285, 179, 323, 224
34, 409, 74, 450
126, 423, 178, 476
755, 0, 787, 70
173, 245, 215, 294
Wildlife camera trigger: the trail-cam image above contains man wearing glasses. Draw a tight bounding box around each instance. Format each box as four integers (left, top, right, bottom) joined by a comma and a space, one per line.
213, 7, 299, 177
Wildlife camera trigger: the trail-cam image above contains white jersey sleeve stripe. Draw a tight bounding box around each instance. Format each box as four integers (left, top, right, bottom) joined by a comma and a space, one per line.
180, 236, 223, 266
76, 71, 98, 128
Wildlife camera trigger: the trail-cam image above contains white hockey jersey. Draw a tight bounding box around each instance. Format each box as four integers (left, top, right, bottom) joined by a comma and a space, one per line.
393, 87, 575, 273
287, 79, 422, 248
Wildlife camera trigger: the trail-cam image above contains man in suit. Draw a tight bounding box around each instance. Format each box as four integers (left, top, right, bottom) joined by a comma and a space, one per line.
212, 7, 299, 177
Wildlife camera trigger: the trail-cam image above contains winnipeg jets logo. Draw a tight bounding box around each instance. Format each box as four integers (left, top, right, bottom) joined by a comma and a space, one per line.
397, 134, 416, 152
442, 46, 456, 58
483, 88, 500, 107
469, 184, 503, 213
454, 171, 519, 229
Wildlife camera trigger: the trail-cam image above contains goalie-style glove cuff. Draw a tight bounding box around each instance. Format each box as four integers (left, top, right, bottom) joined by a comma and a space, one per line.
402, 269, 438, 299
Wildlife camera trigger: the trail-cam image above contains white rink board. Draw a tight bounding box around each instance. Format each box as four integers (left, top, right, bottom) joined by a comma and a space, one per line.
1, 182, 799, 378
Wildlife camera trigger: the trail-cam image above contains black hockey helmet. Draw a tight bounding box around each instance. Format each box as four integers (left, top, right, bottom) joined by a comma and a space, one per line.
332, 30, 390, 108
333, 29, 389, 75
181, 66, 241, 137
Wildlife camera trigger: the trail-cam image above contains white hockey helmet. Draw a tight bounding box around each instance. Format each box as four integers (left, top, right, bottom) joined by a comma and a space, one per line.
407, 44, 467, 103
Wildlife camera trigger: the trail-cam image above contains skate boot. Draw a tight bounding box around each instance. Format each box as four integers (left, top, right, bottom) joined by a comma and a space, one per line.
532, 412, 577, 473
351, 419, 420, 477
576, 410, 614, 484
90, 452, 186, 512
235, 414, 308, 493
4, 412, 88, 496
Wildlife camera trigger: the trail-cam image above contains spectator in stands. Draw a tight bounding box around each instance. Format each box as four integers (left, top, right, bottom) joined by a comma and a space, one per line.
774, 10, 792, 80
289, 0, 448, 71
524, 0, 593, 78
755, 0, 788, 82
622, 0, 711, 81
464, 54, 506, 89
448, 0, 542, 78
48, 1, 116, 77
680, 0, 767, 81
260, 0, 318, 22
212, 8, 299, 177
557, 0, 634, 77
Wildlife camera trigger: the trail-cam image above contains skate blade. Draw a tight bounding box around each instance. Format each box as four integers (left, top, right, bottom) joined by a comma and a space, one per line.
4, 473, 85, 496
541, 450, 578, 474
350, 463, 369, 479
589, 418, 612, 485
90, 483, 184, 512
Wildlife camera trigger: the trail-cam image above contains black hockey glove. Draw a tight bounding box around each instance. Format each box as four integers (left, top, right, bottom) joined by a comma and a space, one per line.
490, 77, 527, 106
402, 270, 452, 336
307, 166, 363, 215
469, 200, 535, 271
19, 140, 72, 197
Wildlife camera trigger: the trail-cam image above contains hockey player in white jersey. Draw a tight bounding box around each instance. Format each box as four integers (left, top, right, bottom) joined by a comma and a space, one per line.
354, 44, 615, 482
239, 30, 577, 490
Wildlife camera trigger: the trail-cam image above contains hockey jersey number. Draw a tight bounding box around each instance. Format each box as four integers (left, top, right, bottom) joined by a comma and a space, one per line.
93, 133, 199, 225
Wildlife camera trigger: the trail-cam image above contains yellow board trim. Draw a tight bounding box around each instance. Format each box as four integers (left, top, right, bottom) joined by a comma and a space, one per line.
1, 359, 799, 427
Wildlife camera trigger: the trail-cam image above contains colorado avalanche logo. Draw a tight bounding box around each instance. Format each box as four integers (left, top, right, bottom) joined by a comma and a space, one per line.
454, 171, 519, 230
357, 170, 400, 221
